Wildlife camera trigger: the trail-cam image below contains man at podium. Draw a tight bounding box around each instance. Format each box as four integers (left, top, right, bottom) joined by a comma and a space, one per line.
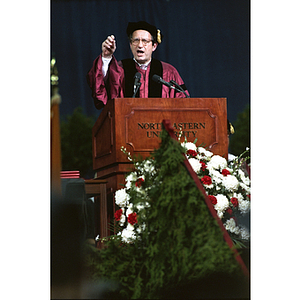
87, 21, 190, 109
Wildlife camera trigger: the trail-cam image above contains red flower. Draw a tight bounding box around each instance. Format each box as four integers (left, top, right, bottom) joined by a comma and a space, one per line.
247, 194, 251, 201
208, 195, 217, 205
114, 208, 123, 221
128, 212, 138, 225
201, 175, 212, 185
200, 162, 207, 171
135, 177, 144, 187
187, 149, 197, 157
226, 208, 233, 215
230, 197, 239, 207
222, 169, 231, 176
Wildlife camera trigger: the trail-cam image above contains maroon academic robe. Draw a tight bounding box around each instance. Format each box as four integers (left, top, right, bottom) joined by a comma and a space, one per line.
87, 54, 189, 109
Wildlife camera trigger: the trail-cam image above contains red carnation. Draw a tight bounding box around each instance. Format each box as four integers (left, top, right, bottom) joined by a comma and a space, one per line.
128, 212, 138, 225
114, 208, 123, 221
200, 162, 207, 171
187, 149, 197, 157
201, 175, 212, 185
230, 197, 239, 207
226, 208, 233, 215
208, 195, 217, 205
222, 169, 231, 176
135, 177, 144, 187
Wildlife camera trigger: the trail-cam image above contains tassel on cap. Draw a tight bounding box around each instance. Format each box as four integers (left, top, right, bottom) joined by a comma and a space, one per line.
157, 29, 161, 44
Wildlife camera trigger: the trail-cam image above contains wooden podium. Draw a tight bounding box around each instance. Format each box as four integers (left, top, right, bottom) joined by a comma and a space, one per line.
92, 98, 228, 194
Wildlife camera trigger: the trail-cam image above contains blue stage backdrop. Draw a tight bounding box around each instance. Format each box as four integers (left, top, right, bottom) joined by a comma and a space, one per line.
51, 0, 250, 122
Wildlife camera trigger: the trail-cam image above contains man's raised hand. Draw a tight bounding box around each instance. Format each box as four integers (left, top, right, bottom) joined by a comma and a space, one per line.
102, 35, 116, 58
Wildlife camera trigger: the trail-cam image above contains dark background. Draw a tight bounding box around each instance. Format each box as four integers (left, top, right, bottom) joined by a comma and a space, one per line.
51, 0, 250, 123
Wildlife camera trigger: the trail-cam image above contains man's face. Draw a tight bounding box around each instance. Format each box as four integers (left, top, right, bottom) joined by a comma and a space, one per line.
130, 30, 158, 65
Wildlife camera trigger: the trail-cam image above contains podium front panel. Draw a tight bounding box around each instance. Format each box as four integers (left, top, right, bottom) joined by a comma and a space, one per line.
93, 98, 228, 189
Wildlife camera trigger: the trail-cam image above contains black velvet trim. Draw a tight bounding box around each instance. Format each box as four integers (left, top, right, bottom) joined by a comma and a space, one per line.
121, 59, 138, 97
121, 58, 163, 98
148, 58, 163, 98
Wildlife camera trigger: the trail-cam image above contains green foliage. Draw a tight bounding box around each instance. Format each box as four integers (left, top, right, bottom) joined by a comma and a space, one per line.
60, 107, 96, 177
85, 127, 244, 299
230, 105, 250, 156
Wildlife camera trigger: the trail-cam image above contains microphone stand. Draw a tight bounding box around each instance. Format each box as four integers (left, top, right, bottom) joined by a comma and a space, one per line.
132, 82, 141, 98
170, 80, 190, 98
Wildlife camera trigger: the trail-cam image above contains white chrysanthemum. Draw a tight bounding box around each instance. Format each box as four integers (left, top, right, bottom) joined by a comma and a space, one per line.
136, 223, 146, 234
119, 214, 126, 226
240, 182, 251, 194
143, 160, 155, 174
188, 157, 202, 173
238, 169, 250, 186
222, 175, 239, 191
228, 153, 237, 162
207, 155, 227, 171
119, 224, 136, 243
209, 169, 223, 184
115, 188, 130, 207
240, 226, 250, 240
125, 173, 137, 189
182, 142, 197, 151
136, 201, 150, 211
233, 192, 244, 202
126, 203, 134, 216
217, 211, 224, 219
197, 147, 213, 158
215, 194, 229, 215
224, 218, 240, 235
238, 199, 250, 214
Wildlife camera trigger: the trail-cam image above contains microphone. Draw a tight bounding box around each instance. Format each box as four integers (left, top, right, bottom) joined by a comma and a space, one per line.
152, 74, 190, 97
152, 74, 174, 89
170, 80, 190, 98
133, 72, 141, 98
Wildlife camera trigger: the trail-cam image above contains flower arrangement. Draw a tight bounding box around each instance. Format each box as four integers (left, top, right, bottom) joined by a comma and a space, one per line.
182, 142, 250, 242
114, 142, 250, 245
88, 129, 249, 299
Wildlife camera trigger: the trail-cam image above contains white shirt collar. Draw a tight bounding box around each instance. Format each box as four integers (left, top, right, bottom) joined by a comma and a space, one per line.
133, 58, 151, 70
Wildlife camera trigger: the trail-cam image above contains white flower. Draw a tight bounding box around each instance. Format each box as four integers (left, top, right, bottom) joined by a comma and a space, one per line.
197, 147, 213, 158
238, 199, 250, 214
143, 160, 155, 174
136, 201, 150, 211
214, 194, 229, 217
182, 142, 197, 151
209, 169, 223, 184
188, 157, 202, 173
119, 214, 126, 226
224, 218, 240, 235
233, 193, 244, 202
238, 169, 250, 186
136, 223, 146, 234
126, 203, 134, 216
228, 153, 237, 162
222, 175, 239, 191
217, 211, 224, 219
119, 224, 136, 243
240, 226, 250, 240
240, 182, 251, 194
125, 173, 137, 189
207, 155, 227, 171
115, 188, 130, 207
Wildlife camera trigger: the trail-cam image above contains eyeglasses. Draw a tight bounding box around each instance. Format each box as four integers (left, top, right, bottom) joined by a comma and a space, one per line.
130, 38, 153, 46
